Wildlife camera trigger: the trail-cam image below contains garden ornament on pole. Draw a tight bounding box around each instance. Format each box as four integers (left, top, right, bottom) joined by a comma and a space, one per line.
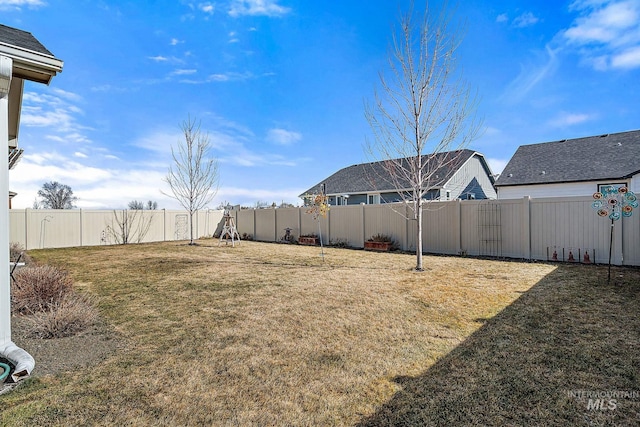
304, 189, 330, 261
592, 185, 638, 284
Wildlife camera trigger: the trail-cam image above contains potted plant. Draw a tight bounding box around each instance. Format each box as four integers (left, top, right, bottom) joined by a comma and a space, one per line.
364, 233, 395, 251
298, 234, 319, 245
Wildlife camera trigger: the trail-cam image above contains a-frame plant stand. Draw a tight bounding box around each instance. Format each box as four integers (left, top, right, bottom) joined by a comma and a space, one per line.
219, 212, 241, 247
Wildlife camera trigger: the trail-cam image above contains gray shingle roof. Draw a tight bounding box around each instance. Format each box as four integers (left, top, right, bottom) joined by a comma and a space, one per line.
301, 149, 477, 196
0, 24, 54, 56
495, 130, 640, 187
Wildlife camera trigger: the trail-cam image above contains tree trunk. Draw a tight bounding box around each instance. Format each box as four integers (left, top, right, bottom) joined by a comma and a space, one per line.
416, 199, 424, 271
189, 211, 195, 245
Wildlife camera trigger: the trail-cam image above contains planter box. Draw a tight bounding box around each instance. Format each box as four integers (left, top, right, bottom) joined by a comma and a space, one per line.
298, 236, 319, 246
364, 241, 392, 252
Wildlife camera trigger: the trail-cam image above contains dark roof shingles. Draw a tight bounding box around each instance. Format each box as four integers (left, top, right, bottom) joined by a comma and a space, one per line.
302, 149, 476, 196
0, 24, 54, 56
495, 130, 640, 187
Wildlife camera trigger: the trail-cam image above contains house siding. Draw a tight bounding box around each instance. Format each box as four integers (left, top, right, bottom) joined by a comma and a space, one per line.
631, 174, 640, 193
497, 178, 635, 199
444, 155, 497, 199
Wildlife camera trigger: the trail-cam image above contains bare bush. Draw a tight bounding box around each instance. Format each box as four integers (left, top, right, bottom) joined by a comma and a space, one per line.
9, 242, 31, 264
24, 293, 98, 339
11, 265, 74, 315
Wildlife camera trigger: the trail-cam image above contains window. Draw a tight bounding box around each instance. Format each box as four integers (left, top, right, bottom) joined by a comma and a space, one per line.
598, 183, 627, 193
368, 194, 380, 204
336, 196, 349, 206
466, 193, 476, 200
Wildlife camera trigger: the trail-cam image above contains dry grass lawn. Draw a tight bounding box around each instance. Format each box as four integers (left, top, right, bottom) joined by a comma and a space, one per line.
1, 240, 639, 426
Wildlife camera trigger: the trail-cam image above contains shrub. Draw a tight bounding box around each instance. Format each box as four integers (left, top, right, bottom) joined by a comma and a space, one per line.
368, 233, 393, 243
24, 293, 98, 339
9, 242, 31, 264
11, 265, 74, 315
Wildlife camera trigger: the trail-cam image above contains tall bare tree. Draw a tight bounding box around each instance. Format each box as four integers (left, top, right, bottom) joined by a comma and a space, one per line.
37, 181, 78, 209
162, 116, 219, 245
365, 1, 480, 271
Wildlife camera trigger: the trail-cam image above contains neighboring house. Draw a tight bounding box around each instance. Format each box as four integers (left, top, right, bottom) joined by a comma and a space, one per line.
495, 130, 640, 199
300, 149, 497, 205
1, 24, 63, 376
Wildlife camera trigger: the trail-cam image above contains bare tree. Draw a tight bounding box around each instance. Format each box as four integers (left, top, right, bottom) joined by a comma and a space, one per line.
37, 181, 78, 209
105, 208, 155, 245
129, 200, 158, 210
365, 1, 480, 271
162, 116, 219, 245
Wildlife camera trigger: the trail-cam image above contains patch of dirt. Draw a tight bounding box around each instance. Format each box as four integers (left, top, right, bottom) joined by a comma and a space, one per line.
8, 315, 123, 377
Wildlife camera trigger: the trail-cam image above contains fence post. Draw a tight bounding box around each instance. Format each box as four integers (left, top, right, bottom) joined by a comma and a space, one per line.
24, 208, 28, 250
362, 203, 366, 249
522, 196, 531, 260
455, 199, 462, 255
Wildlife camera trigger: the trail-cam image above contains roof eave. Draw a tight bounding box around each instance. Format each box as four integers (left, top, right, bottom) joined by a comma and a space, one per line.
0, 42, 63, 84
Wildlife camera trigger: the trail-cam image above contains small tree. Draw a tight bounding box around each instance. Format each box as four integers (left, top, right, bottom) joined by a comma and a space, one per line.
162, 116, 219, 245
105, 209, 155, 245
36, 181, 78, 209
365, 1, 480, 271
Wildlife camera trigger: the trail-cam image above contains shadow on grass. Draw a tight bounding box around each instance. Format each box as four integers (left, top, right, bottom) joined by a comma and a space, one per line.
357, 265, 640, 426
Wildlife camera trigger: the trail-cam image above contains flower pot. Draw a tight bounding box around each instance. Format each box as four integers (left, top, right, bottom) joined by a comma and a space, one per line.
364, 241, 392, 251
298, 236, 319, 246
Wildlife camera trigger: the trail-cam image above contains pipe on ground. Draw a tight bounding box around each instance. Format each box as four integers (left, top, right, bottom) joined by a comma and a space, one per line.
0, 341, 34, 382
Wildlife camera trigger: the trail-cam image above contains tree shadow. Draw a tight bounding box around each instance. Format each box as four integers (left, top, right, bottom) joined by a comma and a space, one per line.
356, 265, 640, 426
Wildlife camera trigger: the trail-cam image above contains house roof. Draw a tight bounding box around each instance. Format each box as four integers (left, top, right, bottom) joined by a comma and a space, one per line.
301, 149, 484, 196
495, 130, 640, 187
0, 24, 63, 84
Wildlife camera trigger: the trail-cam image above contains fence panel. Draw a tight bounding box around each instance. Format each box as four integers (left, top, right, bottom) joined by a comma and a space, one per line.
530, 197, 615, 264
7, 199, 640, 266
329, 205, 364, 248
236, 210, 255, 239
255, 209, 276, 242
275, 208, 300, 242
422, 201, 458, 255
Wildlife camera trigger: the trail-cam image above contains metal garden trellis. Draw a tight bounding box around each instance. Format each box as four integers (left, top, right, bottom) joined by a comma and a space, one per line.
592, 185, 638, 284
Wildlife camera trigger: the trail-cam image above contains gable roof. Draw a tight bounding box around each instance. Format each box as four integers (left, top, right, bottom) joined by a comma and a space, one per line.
301, 149, 485, 196
0, 24, 63, 84
495, 130, 640, 187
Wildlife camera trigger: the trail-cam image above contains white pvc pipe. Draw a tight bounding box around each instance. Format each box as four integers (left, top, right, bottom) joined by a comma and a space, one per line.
0, 341, 34, 382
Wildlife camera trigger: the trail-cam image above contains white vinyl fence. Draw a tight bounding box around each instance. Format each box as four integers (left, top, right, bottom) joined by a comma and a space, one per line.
9, 209, 225, 249
9, 196, 640, 266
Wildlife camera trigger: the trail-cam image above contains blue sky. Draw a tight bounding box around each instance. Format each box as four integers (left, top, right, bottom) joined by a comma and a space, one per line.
3, 0, 639, 209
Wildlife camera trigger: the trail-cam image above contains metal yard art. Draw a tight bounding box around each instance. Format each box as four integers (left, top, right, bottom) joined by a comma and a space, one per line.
592, 185, 638, 283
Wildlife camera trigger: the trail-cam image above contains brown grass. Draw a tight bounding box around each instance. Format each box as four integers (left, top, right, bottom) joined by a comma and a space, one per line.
1, 240, 638, 426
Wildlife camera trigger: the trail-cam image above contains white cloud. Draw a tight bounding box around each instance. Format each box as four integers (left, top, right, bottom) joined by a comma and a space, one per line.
562, 0, 640, 70
611, 45, 640, 68
266, 128, 302, 145
170, 69, 197, 76
20, 89, 92, 142
547, 112, 594, 127
496, 13, 508, 23
74, 152, 88, 158
228, 0, 290, 17
199, 2, 215, 14
148, 55, 169, 62
0, 0, 45, 10
513, 12, 540, 28
208, 71, 253, 82
170, 38, 183, 46
500, 45, 559, 104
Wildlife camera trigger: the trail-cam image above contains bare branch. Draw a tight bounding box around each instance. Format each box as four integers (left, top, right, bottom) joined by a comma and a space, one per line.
365, 1, 481, 271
